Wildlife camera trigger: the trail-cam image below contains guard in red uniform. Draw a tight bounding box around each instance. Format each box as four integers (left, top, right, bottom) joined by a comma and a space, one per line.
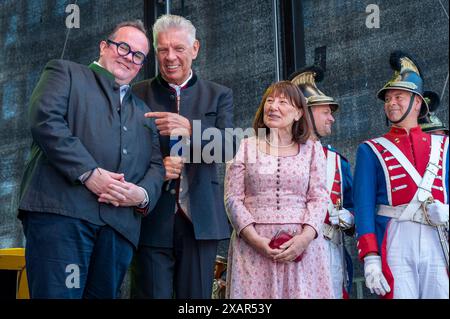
419, 91, 448, 136
353, 51, 449, 299
291, 66, 354, 299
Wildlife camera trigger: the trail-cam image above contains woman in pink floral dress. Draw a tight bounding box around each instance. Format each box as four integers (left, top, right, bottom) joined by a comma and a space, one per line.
224, 81, 333, 299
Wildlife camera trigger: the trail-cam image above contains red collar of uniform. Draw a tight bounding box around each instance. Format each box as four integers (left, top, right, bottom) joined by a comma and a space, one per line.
388, 125, 424, 137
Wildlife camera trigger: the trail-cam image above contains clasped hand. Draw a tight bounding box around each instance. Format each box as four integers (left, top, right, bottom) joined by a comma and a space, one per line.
85, 168, 145, 207
271, 225, 315, 262
242, 225, 314, 263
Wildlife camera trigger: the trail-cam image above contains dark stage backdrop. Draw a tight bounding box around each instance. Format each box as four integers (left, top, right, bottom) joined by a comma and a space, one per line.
0, 0, 448, 299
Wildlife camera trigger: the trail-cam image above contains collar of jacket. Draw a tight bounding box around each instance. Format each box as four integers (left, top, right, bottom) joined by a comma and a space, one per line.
156, 72, 198, 91
88, 62, 115, 82
388, 125, 424, 137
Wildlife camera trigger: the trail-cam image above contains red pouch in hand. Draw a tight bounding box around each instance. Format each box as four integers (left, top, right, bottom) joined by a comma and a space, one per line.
269, 230, 304, 262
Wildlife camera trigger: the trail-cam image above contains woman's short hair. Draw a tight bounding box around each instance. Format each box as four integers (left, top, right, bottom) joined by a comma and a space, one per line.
252, 81, 312, 144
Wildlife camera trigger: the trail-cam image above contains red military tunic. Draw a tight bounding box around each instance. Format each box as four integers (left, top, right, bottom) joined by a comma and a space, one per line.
354, 126, 448, 298
322, 145, 354, 298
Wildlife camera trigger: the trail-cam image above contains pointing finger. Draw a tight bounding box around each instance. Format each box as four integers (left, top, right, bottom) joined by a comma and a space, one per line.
145, 112, 170, 118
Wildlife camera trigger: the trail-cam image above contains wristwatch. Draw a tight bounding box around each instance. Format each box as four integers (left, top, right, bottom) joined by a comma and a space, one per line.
137, 187, 149, 208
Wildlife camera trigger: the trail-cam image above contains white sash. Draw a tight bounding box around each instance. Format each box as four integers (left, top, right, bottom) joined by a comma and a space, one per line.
326, 149, 337, 213
326, 150, 336, 194
374, 135, 443, 221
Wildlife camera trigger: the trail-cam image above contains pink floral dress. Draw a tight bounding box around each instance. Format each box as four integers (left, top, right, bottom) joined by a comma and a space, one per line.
224, 137, 333, 299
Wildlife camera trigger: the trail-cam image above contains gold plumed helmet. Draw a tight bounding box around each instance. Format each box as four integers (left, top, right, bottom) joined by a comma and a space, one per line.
289, 65, 339, 112
377, 51, 428, 118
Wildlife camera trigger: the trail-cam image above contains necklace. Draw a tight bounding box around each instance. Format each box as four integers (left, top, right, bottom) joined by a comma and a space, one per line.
265, 136, 295, 148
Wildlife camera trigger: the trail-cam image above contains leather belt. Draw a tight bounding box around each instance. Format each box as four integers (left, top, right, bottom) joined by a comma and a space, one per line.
377, 203, 430, 225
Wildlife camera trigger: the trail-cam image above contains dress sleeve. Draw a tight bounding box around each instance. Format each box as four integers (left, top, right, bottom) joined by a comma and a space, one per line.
224, 138, 256, 235
302, 140, 329, 237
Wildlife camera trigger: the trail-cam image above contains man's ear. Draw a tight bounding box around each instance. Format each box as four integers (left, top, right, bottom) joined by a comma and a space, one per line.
99, 40, 107, 57
413, 94, 422, 112
192, 40, 200, 60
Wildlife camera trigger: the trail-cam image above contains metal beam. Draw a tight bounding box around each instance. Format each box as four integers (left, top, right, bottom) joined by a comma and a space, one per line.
278, 0, 306, 79
273, 0, 281, 81
143, 0, 157, 78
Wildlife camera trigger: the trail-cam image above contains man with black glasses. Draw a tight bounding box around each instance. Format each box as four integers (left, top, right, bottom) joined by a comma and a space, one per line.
18, 20, 164, 298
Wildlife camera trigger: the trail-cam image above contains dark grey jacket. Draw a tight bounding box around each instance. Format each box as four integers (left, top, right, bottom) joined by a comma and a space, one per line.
18, 59, 165, 247
133, 74, 236, 247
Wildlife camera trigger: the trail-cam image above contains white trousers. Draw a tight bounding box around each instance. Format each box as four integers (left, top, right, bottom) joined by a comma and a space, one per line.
386, 219, 449, 299
327, 239, 344, 299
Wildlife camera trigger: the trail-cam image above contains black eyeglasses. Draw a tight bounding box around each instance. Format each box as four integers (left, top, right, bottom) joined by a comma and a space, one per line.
106, 39, 147, 65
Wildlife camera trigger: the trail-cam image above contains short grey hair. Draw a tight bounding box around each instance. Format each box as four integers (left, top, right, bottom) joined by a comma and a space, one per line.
152, 14, 196, 49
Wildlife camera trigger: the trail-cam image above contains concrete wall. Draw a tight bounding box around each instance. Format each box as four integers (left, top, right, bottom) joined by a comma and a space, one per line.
1, 0, 448, 299
302, 0, 449, 161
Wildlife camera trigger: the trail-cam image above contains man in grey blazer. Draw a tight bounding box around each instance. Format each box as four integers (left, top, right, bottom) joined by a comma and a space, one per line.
18, 20, 165, 298
132, 14, 235, 299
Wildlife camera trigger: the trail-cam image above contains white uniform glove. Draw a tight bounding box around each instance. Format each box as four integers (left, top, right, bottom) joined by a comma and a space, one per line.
364, 255, 391, 296
329, 208, 354, 229
427, 200, 449, 226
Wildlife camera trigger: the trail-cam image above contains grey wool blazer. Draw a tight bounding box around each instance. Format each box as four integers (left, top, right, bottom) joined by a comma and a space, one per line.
18, 59, 165, 247
133, 73, 237, 248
